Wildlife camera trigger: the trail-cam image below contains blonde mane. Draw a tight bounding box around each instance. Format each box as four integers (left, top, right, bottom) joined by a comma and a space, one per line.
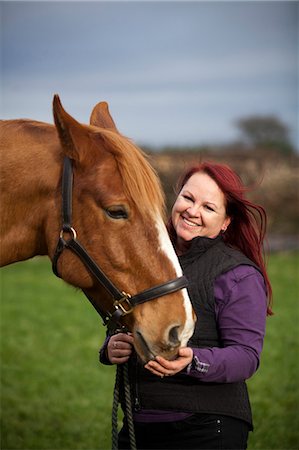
100, 130, 166, 220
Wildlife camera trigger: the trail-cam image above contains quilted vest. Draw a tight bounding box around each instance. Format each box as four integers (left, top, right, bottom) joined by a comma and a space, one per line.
129, 236, 260, 428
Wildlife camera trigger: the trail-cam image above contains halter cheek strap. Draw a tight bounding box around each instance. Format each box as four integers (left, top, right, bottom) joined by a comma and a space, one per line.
52, 157, 188, 332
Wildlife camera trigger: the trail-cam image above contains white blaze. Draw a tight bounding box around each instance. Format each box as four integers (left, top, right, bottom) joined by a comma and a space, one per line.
155, 216, 195, 344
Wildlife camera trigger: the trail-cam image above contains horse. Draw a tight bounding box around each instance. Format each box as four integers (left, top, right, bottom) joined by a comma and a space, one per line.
0, 95, 195, 363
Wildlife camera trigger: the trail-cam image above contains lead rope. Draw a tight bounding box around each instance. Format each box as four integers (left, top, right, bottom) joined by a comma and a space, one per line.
112, 363, 137, 450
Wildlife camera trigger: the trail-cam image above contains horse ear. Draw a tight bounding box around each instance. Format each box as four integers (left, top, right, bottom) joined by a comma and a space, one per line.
53, 94, 90, 162
90, 101, 119, 132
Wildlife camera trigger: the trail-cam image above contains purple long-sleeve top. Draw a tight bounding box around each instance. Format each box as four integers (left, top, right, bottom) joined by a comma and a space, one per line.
100, 264, 267, 423
189, 264, 267, 382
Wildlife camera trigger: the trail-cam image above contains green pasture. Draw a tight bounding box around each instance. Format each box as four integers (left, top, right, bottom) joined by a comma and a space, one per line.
1, 252, 298, 450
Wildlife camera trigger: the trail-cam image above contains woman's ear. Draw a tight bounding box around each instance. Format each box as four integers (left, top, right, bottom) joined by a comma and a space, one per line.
222, 216, 231, 232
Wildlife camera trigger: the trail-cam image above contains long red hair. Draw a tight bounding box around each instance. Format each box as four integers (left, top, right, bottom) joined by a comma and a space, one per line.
167, 161, 273, 315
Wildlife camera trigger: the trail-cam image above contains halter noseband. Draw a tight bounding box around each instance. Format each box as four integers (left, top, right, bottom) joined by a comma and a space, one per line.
52, 157, 188, 331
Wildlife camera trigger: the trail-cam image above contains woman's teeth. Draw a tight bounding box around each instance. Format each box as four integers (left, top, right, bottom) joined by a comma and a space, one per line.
183, 217, 200, 227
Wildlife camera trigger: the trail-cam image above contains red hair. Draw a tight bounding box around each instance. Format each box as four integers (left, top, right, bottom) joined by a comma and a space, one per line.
167, 161, 273, 315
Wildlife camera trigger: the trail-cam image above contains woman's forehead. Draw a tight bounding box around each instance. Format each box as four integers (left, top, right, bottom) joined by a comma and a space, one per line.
184, 172, 220, 194
182, 172, 226, 207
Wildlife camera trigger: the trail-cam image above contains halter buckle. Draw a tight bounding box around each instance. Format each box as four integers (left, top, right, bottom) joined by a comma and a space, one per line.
113, 292, 133, 316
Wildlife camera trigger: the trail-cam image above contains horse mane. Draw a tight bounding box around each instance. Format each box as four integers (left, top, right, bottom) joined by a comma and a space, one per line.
1, 119, 165, 221
99, 129, 166, 220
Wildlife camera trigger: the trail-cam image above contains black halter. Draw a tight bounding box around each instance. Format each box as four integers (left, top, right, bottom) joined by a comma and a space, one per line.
52, 157, 188, 331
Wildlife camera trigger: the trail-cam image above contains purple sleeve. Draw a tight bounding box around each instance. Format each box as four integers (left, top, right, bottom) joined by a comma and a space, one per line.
186, 265, 267, 383
99, 335, 113, 365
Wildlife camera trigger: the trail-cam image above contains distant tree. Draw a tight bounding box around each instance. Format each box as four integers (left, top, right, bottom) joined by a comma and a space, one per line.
236, 115, 295, 154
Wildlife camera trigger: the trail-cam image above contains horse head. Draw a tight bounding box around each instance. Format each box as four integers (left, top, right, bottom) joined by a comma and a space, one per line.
48, 95, 196, 362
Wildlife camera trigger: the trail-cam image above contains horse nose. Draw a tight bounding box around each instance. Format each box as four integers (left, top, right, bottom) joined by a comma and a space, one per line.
168, 325, 181, 346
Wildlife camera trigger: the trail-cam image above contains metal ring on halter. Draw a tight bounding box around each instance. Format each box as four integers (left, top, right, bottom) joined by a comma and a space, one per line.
59, 226, 77, 240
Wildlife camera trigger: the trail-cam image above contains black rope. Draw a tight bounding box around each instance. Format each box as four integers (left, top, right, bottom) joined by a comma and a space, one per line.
112, 365, 121, 450
123, 364, 137, 450
112, 363, 137, 450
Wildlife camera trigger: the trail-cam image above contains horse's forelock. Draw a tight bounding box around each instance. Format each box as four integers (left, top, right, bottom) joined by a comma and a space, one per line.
98, 129, 165, 220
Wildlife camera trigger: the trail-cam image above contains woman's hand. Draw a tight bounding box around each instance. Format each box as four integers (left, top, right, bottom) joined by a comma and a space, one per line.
107, 333, 134, 364
144, 347, 193, 378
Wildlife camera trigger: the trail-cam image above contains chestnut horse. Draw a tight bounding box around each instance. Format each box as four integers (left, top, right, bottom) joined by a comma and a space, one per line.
0, 95, 195, 362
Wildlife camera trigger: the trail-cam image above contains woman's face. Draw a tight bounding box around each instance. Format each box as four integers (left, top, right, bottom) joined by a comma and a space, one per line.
171, 172, 231, 251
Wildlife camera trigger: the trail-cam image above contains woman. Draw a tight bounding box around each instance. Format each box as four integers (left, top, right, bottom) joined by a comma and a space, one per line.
100, 161, 272, 450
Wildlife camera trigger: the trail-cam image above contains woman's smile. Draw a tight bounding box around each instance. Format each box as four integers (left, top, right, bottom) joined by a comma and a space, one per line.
182, 215, 202, 228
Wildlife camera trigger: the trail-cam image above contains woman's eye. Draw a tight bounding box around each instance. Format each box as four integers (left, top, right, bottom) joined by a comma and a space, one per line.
105, 206, 128, 220
205, 205, 214, 212
183, 195, 193, 202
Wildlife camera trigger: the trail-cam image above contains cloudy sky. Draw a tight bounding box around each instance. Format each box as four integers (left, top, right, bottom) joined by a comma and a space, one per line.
1, 1, 298, 149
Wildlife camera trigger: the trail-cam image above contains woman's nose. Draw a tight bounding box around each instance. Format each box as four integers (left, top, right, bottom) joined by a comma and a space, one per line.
187, 204, 200, 216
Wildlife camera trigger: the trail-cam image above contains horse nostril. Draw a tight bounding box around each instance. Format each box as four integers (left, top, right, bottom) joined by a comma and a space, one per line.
168, 325, 181, 346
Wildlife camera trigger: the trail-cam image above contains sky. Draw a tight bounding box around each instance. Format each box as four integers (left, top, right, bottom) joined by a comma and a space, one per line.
1, 1, 298, 149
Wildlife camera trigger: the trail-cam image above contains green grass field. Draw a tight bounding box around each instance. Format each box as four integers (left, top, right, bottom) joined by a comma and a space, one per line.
1, 252, 298, 450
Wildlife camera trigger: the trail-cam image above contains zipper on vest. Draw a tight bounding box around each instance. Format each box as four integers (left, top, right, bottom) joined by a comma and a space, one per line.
134, 396, 140, 411
133, 358, 141, 412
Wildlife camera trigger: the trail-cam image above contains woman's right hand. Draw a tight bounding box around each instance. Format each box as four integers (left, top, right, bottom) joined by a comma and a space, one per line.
107, 333, 134, 364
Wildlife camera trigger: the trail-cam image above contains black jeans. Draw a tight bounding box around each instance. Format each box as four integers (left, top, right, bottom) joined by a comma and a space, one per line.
118, 414, 250, 450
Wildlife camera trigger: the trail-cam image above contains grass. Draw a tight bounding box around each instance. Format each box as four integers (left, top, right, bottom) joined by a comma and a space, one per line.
1, 258, 115, 450
1, 253, 298, 450
247, 252, 299, 450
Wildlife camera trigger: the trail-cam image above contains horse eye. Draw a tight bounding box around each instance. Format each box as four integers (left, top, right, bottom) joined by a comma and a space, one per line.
105, 206, 128, 220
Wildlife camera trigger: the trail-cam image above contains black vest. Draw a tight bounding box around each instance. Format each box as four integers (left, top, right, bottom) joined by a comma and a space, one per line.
130, 236, 260, 428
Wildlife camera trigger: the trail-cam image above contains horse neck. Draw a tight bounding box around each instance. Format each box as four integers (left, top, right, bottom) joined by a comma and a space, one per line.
0, 122, 62, 266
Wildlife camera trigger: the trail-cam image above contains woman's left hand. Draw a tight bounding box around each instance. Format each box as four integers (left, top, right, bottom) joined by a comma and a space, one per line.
144, 347, 193, 378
